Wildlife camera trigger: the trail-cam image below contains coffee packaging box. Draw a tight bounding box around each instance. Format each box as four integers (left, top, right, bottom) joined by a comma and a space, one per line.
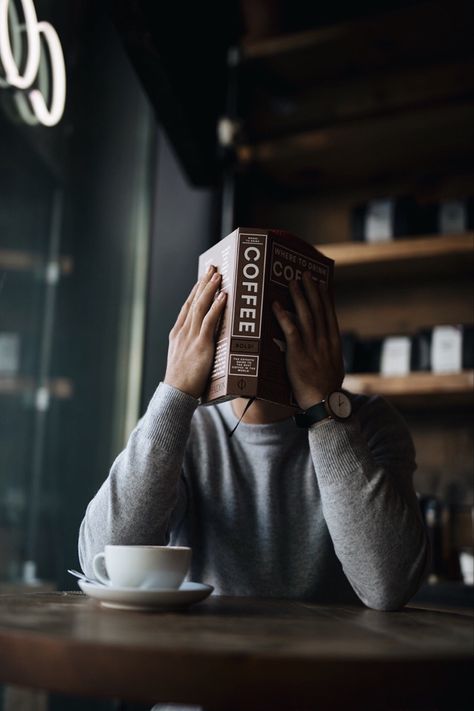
198, 227, 334, 407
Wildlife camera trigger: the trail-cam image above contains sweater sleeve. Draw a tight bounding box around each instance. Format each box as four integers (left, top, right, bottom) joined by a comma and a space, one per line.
78, 382, 199, 578
308, 394, 430, 611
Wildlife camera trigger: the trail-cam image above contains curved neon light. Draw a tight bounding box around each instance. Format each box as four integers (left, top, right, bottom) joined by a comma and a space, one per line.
0, 0, 66, 126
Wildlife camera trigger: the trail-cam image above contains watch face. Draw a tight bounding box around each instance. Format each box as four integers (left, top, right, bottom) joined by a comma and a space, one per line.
328, 391, 352, 419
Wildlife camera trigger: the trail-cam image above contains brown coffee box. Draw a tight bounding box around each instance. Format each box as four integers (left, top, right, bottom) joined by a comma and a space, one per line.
198, 227, 334, 407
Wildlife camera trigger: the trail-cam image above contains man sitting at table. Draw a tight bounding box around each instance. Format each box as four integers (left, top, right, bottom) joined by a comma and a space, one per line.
79, 265, 430, 611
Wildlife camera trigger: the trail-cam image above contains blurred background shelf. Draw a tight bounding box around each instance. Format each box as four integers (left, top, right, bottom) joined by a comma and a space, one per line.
318, 233, 474, 280
411, 581, 474, 611
241, 0, 473, 75
236, 0, 474, 510
238, 102, 474, 190
240, 0, 474, 145
0, 580, 56, 594
238, 0, 474, 190
0, 249, 73, 275
0, 377, 74, 399
241, 60, 474, 143
344, 371, 474, 407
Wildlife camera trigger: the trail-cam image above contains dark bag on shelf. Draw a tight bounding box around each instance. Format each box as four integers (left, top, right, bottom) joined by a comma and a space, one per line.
437, 198, 474, 234
410, 329, 432, 372
341, 332, 358, 374
353, 337, 382, 373
462, 325, 474, 369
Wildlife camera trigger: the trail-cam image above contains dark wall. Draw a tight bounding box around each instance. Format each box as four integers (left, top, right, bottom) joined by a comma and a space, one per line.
141, 132, 219, 411
57, 2, 220, 585
111, 0, 241, 186
53, 9, 156, 588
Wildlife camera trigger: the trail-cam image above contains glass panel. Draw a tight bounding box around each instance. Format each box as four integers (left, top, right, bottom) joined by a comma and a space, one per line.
0, 3, 155, 708
0, 5, 155, 594
0, 118, 57, 583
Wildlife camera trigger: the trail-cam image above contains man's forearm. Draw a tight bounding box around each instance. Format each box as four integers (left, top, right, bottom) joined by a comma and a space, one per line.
78, 383, 198, 577
309, 400, 429, 610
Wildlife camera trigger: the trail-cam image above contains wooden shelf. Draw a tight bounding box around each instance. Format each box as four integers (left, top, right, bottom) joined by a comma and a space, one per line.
0, 581, 56, 594
238, 3, 474, 188
0, 250, 73, 275
238, 1, 474, 502
0, 377, 73, 399
242, 0, 473, 76
243, 60, 474, 143
238, 101, 474, 190
343, 371, 474, 407
317, 233, 474, 280
240, 1, 474, 144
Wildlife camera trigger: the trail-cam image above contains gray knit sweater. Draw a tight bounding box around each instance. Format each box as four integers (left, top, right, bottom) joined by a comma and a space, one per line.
79, 382, 430, 610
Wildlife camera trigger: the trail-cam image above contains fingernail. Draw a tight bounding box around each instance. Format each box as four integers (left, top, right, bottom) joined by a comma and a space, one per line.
207, 264, 215, 274
211, 272, 220, 282
218, 291, 226, 300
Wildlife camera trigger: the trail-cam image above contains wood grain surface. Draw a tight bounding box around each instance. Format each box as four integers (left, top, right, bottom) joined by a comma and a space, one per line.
0, 592, 472, 710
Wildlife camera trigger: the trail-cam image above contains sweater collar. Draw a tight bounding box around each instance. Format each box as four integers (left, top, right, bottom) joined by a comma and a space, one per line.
218, 399, 301, 442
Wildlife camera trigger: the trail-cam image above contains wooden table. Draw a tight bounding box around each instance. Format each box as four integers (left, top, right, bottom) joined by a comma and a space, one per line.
0, 592, 472, 711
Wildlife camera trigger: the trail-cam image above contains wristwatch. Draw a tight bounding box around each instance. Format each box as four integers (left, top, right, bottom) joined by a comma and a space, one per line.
294, 390, 352, 428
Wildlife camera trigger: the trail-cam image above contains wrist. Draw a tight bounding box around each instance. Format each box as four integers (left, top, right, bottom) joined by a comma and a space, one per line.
297, 390, 326, 411
140, 382, 199, 450
163, 376, 201, 401
294, 390, 352, 428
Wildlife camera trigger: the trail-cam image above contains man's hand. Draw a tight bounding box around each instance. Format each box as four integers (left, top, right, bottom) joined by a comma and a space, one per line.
164, 265, 227, 399
272, 271, 344, 411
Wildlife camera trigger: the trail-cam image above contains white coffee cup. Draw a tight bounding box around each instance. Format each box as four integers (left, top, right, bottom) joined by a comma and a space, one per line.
92, 545, 191, 589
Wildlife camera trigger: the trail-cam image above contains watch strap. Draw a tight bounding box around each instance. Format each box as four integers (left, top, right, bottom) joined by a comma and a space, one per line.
294, 401, 328, 428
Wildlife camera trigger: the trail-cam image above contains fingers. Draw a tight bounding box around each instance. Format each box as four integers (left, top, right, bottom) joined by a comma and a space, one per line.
171, 266, 216, 335
278, 272, 341, 354
192, 270, 223, 330
195, 264, 217, 302
288, 278, 316, 349
318, 282, 341, 346
172, 280, 200, 333
200, 290, 227, 339
300, 272, 330, 342
305, 272, 341, 348
272, 301, 303, 353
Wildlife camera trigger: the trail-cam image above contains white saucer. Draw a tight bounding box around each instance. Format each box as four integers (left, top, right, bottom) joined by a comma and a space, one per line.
78, 580, 213, 611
